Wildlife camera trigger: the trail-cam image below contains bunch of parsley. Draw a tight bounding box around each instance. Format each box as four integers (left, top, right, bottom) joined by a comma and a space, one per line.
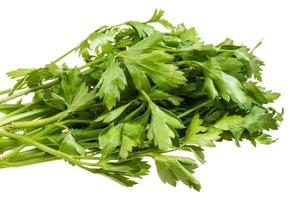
0, 10, 282, 190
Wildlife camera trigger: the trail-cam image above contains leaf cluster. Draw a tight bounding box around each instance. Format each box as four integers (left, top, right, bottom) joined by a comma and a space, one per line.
0, 10, 282, 190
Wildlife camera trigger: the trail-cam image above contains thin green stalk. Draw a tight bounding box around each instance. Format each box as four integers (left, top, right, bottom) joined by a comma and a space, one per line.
0, 145, 25, 161
0, 149, 58, 168
32, 124, 61, 139
0, 108, 52, 127
0, 155, 59, 168
11, 111, 66, 129
0, 79, 59, 104
0, 137, 20, 149
0, 129, 81, 167
53, 47, 78, 63
2, 100, 42, 119
0, 126, 60, 150
176, 60, 204, 67
161, 47, 196, 53
178, 99, 212, 118
61, 119, 92, 124
0, 89, 11, 96
0, 130, 103, 172
79, 56, 106, 70
73, 155, 101, 160
0, 104, 23, 110
140, 90, 153, 105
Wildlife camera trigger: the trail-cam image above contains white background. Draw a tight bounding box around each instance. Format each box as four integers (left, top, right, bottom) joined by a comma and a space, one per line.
0, 0, 289, 199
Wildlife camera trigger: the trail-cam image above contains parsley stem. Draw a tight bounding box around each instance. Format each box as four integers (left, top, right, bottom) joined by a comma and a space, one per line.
3, 100, 42, 119
0, 155, 59, 169
0, 103, 23, 111
11, 111, 66, 129
0, 79, 59, 104
176, 60, 204, 67
0, 145, 25, 160
0, 137, 19, 148
0, 130, 103, 172
0, 89, 10, 95
140, 90, 153, 104
178, 99, 212, 118
162, 47, 196, 53
0, 129, 82, 167
79, 56, 106, 70
0, 108, 52, 127
0, 126, 59, 150
53, 47, 78, 63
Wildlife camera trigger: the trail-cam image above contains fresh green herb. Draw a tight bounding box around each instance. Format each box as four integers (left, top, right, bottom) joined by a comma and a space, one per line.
0, 10, 282, 190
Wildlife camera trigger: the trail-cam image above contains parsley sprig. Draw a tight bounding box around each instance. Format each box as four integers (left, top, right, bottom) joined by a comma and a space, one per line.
0, 10, 282, 190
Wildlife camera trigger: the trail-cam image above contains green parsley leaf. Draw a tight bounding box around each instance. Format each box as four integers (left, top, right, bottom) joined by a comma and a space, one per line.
126, 21, 154, 38
122, 33, 186, 90
256, 133, 276, 145
184, 115, 221, 147
154, 155, 201, 190
6, 68, 34, 79
97, 61, 127, 110
98, 124, 122, 158
119, 111, 149, 159
146, 9, 165, 23
100, 158, 150, 178
147, 101, 184, 150
59, 132, 85, 155
95, 101, 134, 123
148, 89, 183, 106
204, 67, 252, 109
245, 81, 280, 104
243, 106, 278, 134
61, 68, 95, 111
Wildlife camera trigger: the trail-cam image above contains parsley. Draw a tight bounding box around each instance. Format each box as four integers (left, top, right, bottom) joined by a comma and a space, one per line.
0, 10, 283, 190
